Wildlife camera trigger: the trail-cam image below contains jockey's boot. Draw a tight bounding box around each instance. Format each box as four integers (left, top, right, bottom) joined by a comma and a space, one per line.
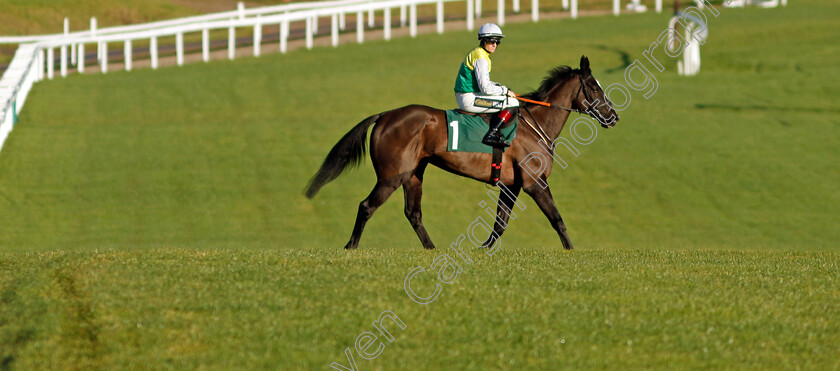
482, 109, 513, 148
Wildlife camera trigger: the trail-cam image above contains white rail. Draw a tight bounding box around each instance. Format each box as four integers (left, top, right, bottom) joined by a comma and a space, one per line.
0, 0, 385, 44
1, 0, 498, 153
1, 0, 486, 152
1, 0, 699, 152
0, 45, 42, 151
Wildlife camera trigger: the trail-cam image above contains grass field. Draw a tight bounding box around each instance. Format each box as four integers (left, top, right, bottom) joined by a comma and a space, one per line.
1, 0, 839, 369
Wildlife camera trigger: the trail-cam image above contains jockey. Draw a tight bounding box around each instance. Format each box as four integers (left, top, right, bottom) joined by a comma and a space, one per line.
454, 23, 519, 147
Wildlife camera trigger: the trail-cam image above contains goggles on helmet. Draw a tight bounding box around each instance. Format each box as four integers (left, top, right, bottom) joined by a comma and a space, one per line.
483, 37, 502, 45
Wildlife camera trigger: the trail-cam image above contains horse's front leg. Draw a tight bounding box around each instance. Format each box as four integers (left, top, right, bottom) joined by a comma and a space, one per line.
523, 183, 574, 250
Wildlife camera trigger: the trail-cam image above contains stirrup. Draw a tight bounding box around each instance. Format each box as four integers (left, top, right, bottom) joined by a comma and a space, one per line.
482, 131, 509, 147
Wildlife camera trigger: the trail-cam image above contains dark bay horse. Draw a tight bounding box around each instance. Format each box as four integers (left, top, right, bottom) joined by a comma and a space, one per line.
305, 56, 618, 250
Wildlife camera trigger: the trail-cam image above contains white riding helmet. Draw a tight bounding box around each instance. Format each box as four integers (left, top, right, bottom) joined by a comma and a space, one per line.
477, 23, 505, 40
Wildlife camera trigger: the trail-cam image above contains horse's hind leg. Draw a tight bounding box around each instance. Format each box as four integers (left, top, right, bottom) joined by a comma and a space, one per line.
524, 183, 575, 250
403, 164, 435, 249
481, 184, 522, 248
344, 177, 402, 249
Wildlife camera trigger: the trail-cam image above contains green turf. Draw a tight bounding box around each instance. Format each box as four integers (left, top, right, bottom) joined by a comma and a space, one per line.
1, 1, 839, 369
2, 249, 837, 369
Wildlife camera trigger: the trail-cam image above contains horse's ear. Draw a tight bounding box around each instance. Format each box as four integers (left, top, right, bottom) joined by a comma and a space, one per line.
580, 55, 591, 74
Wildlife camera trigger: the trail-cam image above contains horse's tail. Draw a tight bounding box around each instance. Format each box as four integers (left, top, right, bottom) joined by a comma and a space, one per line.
304, 113, 382, 199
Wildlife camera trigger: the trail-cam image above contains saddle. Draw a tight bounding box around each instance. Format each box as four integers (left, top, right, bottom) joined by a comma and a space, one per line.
450, 108, 521, 184
454, 108, 518, 130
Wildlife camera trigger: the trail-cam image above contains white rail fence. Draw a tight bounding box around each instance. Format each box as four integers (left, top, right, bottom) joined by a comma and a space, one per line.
0, 0, 686, 152
0, 45, 41, 151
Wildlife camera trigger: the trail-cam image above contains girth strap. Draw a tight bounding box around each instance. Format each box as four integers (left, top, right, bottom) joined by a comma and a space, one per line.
490, 147, 503, 183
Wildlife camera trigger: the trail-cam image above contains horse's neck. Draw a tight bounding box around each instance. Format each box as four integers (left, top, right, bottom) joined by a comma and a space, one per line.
537, 78, 578, 141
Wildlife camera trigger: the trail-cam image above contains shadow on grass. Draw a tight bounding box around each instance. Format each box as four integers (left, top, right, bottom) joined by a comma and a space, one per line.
594, 44, 632, 74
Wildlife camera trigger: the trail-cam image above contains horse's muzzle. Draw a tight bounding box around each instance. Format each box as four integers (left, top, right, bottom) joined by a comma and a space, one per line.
599, 113, 619, 128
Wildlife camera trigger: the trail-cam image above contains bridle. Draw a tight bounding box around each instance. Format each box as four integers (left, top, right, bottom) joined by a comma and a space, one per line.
526, 73, 591, 114
518, 73, 596, 151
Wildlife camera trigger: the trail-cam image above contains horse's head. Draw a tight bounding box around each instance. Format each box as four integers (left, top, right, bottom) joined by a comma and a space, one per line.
574, 56, 619, 128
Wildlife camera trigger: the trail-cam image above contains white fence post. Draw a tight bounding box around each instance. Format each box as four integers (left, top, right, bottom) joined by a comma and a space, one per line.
571, 0, 578, 19
34, 48, 41, 79
38, 49, 45, 80
71, 41, 77, 67
613, 0, 620, 15
90, 17, 97, 37
60, 45, 68, 77
100, 42, 108, 73
340, 12, 346, 30
306, 17, 314, 49
151, 36, 159, 69
562, 0, 569, 9
476, 0, 483, 18
67, 17, 76, 66
356, 11, 364, 43
202, 28, 210, 62
47, 48, 54, 80
436, 0, 444, 34
124, 40, 132, 71
176, 32, 184, 65
61, 18, 68, 77
410, 2, 417, 37
368, 6, 375, 28
384, 8, 392, 40
41, 49, 46, 80
400, 5, 407, 27
532, 0, 539, 21
514, 0, 521, 13
467, 0, 474, 30
331, 13, 339, 47
90, 17, 99, 63
228, 23, 236, 59
656, 0, 662, 13
498, 0, 505, 25
77, 44, 84, 73
280, 19, 289, 53
254, 18, 263, 56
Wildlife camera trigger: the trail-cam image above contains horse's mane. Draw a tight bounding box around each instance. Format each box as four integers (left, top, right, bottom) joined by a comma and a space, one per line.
522, 65, 580, 102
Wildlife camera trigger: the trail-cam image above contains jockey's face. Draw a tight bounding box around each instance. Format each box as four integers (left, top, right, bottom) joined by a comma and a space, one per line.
482, 38, 501, 53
